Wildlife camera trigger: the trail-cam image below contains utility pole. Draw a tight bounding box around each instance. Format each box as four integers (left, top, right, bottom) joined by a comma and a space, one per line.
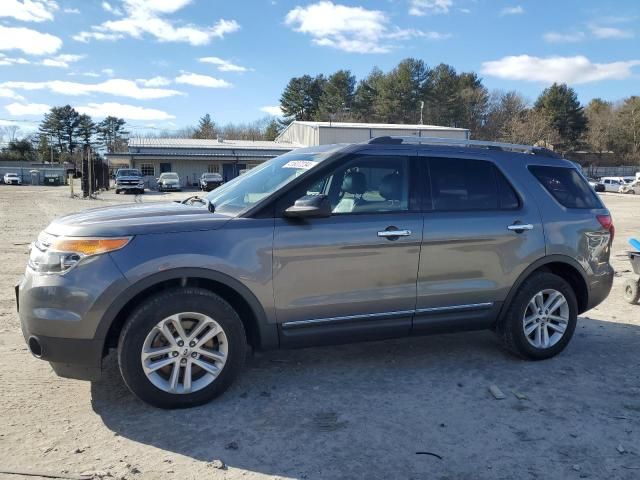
87, 145, 92, 199
420, 101, 425, 125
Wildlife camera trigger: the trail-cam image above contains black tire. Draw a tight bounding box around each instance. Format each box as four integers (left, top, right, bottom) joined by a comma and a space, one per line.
118, 287, 247, 409
115, 189, 120, 194
623, 279, 640, 304
497, 272, 578, 360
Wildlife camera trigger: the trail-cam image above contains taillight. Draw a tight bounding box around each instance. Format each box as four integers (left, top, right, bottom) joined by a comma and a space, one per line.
597, 214, 615, 241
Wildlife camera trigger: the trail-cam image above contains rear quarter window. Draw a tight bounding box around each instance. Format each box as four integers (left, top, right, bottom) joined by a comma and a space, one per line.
528, 165, 602, 209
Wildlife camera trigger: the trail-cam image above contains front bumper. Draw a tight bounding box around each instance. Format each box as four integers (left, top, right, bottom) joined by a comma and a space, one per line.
159, 183, 180, 190
17, 253, 130, 381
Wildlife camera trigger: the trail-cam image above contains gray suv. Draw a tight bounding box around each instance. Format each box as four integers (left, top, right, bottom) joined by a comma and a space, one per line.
17, 137, 614, 408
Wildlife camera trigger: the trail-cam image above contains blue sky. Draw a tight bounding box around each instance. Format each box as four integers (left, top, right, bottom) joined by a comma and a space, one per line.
0, 0, 638, 135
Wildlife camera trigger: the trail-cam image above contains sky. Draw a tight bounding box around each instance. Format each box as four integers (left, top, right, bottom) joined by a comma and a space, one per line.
0, 0, 638, 136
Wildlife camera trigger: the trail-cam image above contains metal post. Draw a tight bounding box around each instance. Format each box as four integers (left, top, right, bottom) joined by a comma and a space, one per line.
87, 146, 92, 198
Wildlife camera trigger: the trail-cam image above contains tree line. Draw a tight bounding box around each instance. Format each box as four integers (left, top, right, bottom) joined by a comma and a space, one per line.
278, 58, 640, 164
0, 106, 129, 163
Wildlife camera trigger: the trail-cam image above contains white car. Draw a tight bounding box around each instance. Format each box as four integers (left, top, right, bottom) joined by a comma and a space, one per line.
157, 172, 181, 192
3, 173, 21, 185
620, 179, 639, 195
601, 176, 626, 193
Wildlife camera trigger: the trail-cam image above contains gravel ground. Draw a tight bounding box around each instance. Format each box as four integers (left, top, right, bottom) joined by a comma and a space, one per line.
0, 184, 639, 480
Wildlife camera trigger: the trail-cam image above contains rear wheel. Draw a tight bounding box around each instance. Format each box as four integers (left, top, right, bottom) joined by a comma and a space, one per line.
497, 272, 577, 360
623, 279, 640, 304
118, 287, 247, 409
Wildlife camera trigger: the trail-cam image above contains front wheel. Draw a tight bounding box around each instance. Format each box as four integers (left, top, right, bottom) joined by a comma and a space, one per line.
497, 272, 577, 360
118, 287, 247, 409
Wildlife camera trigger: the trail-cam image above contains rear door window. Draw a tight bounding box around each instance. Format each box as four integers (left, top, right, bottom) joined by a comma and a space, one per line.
528, 165, 602, 209
428, 157, 519, 211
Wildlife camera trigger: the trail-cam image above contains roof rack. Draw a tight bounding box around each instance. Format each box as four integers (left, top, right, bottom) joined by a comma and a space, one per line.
367, 136, 559, 157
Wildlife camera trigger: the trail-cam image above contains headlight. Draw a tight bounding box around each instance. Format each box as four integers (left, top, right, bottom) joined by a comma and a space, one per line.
28, 233, 131, 274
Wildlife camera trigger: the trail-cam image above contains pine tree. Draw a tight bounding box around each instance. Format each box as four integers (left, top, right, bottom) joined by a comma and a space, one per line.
193, 113, 217, 139
317, 70, 356, 121
534, 83, 587, 148
96, 116, 129, 153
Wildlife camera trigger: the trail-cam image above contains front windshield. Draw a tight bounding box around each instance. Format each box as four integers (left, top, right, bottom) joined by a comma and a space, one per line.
117, 170, 140, 177
161, 173, 178, 179
205, 148, 338, 216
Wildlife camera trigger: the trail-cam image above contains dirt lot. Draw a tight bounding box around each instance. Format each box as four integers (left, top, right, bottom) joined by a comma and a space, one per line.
1, 184, 639, 480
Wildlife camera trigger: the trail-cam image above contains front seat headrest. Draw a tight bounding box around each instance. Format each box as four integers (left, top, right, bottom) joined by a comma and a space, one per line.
341, 171, 366, 195
379, 173, 402, 201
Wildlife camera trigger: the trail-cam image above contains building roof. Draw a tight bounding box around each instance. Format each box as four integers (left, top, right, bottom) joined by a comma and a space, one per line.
286, 121, 469, 132
128, 137, 299, 150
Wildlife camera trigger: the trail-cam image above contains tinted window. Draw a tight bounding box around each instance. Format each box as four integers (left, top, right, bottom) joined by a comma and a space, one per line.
496, 169, 520, 209
529, 166, 602, 209
429, 158, 518, 211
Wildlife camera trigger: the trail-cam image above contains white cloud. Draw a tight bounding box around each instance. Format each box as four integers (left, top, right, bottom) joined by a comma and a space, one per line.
481, 55, 640, 84
102, 1, 123, 15
0, 0, 59, 22
260, 105, 283, 116
285, 1, 448, 53
73, 31, 124, 42
74, 0, 240, 46
500, 6, 524, 15
2, 78, 184, 99
5, 102, 51, 116
409, 0, 452, 16
589, 25, 634, 39
175, 73, 232, 88
198, 56, 250, 72
543, 31, 585, 43
0, 25, 62, 55
76, 102, 175, 120
0, 53, 31, 66
0, 87, 25, 101
137, 76, 171, 87
41, 53, 84, 68
63, 7, 80, 14
102, 68, 115, 77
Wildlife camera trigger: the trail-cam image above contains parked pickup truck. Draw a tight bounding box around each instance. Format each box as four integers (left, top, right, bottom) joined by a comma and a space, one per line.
115, 169, 144, 194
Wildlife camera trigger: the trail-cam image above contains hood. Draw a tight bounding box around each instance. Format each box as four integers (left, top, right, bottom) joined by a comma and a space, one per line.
46, 201, 232, 237
117, 175, 142, 182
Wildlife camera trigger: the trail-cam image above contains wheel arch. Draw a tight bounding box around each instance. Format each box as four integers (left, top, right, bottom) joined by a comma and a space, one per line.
498, 255, 591, 324
98, 268, 278, 357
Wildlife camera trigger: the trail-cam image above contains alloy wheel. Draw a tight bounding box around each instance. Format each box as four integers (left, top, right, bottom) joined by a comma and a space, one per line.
522, 289, 569, 349
140, 312, 228, 394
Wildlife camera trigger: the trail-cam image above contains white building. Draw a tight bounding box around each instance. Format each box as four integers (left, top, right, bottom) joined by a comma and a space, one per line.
107, 121, 469, 186
276, 121, 469, 146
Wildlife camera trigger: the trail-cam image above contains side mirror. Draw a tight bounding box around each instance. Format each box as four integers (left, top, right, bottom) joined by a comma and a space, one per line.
284, 194, 332, 218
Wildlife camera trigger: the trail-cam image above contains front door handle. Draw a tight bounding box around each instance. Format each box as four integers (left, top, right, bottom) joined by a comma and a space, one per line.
507, 223, 534, 232
378, 229, 412, 238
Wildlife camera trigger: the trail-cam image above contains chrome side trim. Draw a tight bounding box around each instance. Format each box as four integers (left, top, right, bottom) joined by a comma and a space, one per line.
415, 302, 494, 314
282, 309, 414, 328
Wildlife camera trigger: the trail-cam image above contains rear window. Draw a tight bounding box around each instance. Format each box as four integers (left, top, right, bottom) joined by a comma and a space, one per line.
528, 166, 602, 209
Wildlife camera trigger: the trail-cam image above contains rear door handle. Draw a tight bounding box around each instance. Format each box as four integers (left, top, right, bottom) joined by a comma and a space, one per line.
507, 223, 534, 232
378, 229, 412, 238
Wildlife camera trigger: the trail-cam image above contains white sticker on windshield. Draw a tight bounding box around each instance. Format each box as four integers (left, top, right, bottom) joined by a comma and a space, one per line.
282, 160, 318, 170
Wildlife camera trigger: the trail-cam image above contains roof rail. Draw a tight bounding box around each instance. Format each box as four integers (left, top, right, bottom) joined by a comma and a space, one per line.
367, 136, 559, 157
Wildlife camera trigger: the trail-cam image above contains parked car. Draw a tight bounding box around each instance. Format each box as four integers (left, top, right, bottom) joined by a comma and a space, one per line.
114, 168, 144, 194
587, 177, 605, 192
157, 172, 181, 192
18, 138, 614, 408
620, 179, 639, 194
199, 173, 223, 191
601, 176, 627, 193
4, 172, 22, 185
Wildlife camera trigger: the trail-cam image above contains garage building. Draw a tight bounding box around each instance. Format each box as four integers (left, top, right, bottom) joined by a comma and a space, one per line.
107, 121, 469, 187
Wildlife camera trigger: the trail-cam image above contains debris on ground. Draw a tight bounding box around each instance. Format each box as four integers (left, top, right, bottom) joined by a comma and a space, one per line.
617, 444, 626, 454
225, 441, 239, 450
512, 390, 528, 400
415, 451, 443, 460
207, 459, 226, 470
489, 385, 506, 400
